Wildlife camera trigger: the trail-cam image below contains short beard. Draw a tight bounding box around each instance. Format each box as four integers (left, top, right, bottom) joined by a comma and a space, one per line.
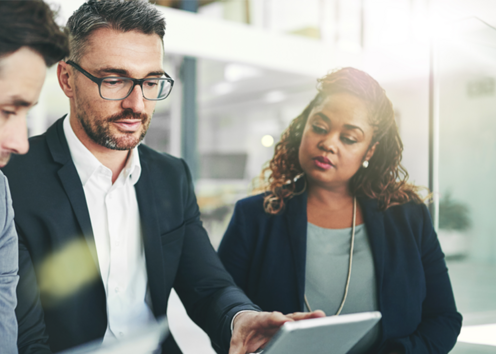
77, 109, 151, 151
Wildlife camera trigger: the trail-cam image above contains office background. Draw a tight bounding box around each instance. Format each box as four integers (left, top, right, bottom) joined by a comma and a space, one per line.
30, 0, 496, 352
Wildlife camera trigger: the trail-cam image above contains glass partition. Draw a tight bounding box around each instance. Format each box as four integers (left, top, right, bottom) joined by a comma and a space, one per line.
435, 17, 496, 353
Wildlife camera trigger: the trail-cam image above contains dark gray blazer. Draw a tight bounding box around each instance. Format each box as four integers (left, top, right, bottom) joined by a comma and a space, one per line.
3, 117, 258, 354
0, 171, 18, 354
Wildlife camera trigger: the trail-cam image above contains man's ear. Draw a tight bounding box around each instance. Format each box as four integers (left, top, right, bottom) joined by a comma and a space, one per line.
57, 61, 75, 99
365, 141, 379, 162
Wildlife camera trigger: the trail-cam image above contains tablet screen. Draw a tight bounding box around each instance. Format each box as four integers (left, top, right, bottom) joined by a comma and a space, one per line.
262, 311, 381, 354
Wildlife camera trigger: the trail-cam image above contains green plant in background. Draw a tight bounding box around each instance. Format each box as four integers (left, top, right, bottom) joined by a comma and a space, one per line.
439, 191, 471, 231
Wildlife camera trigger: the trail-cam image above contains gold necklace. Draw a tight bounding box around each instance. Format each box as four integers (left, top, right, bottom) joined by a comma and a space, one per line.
304, 196, 357, 316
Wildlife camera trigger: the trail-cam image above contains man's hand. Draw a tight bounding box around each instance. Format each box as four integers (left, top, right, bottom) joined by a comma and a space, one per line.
229, 310, 326, 354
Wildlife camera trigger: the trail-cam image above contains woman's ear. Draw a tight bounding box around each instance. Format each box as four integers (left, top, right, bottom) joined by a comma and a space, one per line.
365, 142, 379, 162
57, 61, 75, 99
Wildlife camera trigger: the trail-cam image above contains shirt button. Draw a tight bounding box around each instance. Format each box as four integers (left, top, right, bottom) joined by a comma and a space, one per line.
115, 287, 120, 293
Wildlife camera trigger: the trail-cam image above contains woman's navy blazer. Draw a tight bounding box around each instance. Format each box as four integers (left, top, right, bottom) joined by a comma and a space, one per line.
218, 191, 462, 354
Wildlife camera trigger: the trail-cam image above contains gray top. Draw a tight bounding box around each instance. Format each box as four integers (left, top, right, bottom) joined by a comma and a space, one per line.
0, 171, 19, 354
305, 222, 380, 354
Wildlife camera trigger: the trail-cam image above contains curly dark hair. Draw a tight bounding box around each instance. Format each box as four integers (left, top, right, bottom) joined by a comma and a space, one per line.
260, 67, 424, 214
0, 0, 69, 66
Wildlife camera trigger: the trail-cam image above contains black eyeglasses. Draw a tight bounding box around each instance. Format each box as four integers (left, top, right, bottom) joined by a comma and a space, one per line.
66, 60, 174, 101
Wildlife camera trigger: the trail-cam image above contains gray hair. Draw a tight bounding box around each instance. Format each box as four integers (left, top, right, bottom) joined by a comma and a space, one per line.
67, 0, 165, 62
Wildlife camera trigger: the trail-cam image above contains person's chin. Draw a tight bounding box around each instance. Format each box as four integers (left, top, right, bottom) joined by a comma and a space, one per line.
305, 168, 338, 185
111, 134, 142, 150
0, 155, 11, 168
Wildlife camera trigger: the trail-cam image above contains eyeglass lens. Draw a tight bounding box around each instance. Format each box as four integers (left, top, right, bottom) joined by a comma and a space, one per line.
100, 78, 172, 100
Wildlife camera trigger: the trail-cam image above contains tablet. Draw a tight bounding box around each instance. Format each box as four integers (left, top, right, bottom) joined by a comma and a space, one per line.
262, 311, 381, 354
57, 317, 169, 354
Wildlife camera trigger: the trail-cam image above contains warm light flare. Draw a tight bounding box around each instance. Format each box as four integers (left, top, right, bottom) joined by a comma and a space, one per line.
261, 135, 275, 147
38, 238, 99, 304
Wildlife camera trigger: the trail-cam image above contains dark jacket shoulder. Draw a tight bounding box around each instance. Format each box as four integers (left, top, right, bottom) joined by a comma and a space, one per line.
137, 144, 185, 171
379, 200, 433, 236
233, 193, 266, 214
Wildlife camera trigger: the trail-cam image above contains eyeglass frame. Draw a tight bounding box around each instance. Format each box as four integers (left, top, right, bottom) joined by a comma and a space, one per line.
66, 60, 174, 101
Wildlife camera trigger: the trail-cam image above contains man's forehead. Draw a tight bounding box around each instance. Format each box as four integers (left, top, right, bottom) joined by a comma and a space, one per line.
0, 94, 36, 108
0, 48, 46, 107
78, 28, 164, 77
83, 28, 163, 59
0, 53, 12, 78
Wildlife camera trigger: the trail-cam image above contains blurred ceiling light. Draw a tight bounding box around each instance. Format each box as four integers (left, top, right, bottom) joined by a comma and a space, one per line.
211, 82, 234, 96
224, 64, 262, 82
261, 135, 274, 147
264, 90, 286, 103
411, 16, 452, 44
337, 40, 362, 53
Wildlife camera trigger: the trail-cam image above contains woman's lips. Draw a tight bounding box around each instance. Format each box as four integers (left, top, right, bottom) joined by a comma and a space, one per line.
313, 156, 334, 170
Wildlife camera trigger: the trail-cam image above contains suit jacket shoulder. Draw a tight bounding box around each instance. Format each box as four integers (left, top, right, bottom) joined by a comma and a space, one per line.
0, 171, 19, 354
138, 144, 186, 175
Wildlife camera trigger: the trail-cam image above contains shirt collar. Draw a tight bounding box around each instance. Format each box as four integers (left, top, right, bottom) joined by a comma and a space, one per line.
63, 115, 142, 186
125, 146, 142, 186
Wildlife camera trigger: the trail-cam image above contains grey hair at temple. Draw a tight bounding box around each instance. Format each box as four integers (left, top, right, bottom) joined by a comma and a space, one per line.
66, 0, 166, 62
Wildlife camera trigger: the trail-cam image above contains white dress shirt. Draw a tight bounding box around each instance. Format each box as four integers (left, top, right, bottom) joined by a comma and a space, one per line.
63, 116, 156, 344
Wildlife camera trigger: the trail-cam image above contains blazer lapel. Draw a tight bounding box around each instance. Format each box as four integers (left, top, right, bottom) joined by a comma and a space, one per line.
134, 154, 167, 315
47, 117, 100, 269
358, 197, 385, 312
285, 192, 308, 311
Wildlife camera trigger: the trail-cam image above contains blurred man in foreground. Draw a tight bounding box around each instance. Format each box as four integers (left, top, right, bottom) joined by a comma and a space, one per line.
0, 1, 69, 352
2, 1, 323, 353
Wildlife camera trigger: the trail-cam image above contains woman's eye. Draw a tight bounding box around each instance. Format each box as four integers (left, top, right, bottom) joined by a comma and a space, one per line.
341, 136, 357, 145
312, 124, 327, 134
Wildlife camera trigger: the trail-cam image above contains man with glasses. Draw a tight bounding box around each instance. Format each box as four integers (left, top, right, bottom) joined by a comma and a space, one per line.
65, 60, 174, 102
3, 1, 322, 354
0, 1, 69, 353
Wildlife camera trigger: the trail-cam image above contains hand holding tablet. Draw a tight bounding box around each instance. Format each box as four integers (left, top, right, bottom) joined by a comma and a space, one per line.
230, 310, 326, 354
260, 311, 382, 354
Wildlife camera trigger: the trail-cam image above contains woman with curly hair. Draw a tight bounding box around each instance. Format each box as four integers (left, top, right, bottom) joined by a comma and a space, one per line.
218, 67, 461, 354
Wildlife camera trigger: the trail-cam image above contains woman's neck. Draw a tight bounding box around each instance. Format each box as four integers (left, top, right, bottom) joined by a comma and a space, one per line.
307, 182, 352, 208
306, 182, 363, 229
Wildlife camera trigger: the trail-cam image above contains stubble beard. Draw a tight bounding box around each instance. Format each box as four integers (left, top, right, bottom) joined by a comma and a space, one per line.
76, 108, 151, 151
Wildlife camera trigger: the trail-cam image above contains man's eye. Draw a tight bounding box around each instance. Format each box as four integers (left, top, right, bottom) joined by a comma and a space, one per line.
1, 110, 15, 118
103, 79, 125, 87
144, 80, 159, 88
312, 125, 327, 134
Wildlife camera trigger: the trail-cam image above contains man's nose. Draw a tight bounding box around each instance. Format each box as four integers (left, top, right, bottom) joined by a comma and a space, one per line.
2, 115, 29, 155
121, 84, 145, 114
